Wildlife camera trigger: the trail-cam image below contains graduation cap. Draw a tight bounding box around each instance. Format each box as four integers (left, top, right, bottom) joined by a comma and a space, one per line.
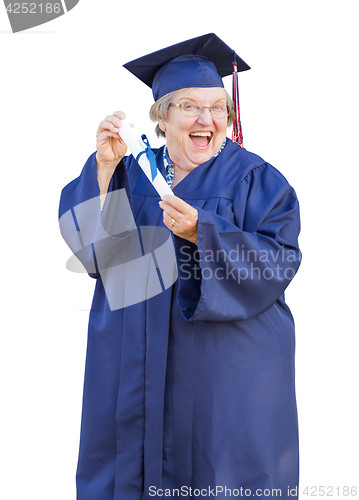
123, 33, 250, 147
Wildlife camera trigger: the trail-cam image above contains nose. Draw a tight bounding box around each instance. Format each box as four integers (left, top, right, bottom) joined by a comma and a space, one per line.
197, 107, 213, 126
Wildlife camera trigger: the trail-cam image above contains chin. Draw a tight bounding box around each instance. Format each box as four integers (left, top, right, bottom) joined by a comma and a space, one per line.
193, 151, 213, 164
190, 144, 217, 163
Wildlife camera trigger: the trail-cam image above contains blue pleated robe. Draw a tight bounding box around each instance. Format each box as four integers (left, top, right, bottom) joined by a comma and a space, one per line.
59, 139, 301, 500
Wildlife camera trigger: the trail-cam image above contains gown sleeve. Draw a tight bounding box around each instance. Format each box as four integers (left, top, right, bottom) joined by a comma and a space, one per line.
58, 153, 136, 278
175, 162, 301, 322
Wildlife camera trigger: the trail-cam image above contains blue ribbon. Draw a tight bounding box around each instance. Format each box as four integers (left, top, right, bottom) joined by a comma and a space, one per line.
136, 134, 158, 182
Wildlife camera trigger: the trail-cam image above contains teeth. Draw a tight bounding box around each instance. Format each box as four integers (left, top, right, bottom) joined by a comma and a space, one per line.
190, 132, 212, 137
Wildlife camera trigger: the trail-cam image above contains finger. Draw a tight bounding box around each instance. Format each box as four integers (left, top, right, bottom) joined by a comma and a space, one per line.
97, 130, 123, 142
163, 212, 198, 242
162, 207, 196, 233
162, 209, 176, 224
162, 211, 177, 231
112, 112, 133, 130
112, 111, 126, 120
161, 195, 197, 217
160, 201, 198, 225
97, 119, 121, 135
159, 202, 181, 223
97, 113, 126, 134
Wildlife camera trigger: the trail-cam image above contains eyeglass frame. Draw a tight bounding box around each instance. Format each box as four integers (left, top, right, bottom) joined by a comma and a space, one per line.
169, 100, 231, 118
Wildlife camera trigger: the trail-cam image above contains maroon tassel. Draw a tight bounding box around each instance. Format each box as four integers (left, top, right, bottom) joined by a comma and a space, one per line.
232, 61, 243, 147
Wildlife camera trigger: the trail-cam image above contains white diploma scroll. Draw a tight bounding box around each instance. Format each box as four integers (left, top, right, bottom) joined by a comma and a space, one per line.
118, 119, 174, 198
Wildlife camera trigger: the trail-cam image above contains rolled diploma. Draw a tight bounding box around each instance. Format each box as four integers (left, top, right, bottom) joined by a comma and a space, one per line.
118, 119, 174, 198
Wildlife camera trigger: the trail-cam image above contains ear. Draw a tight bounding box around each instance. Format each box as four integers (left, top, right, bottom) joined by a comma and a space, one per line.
157, 115, 166, 133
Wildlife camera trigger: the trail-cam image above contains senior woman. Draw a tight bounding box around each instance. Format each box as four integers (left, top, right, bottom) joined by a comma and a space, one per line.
59, 34, 301, 500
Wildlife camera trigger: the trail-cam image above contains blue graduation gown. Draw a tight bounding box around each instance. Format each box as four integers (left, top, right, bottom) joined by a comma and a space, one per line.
59, 139, 301, 500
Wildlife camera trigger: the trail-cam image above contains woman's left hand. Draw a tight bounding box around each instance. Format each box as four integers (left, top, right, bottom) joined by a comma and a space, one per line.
159, 195, 198, 245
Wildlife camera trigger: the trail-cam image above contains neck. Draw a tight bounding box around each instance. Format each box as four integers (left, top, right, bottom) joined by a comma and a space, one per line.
172, 163, 193, 188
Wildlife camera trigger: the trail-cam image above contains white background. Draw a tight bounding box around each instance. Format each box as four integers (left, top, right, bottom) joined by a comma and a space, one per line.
1, 0, 358, 498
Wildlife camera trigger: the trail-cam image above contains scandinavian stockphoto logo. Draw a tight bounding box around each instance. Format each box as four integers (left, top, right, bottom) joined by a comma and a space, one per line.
3, 0, 79, 33
59, 189, 178, 311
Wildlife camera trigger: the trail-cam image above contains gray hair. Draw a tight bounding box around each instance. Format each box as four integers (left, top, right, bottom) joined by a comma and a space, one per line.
149, 88, 234, 138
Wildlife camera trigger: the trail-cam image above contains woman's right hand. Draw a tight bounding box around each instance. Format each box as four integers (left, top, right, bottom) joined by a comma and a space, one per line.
96, 111, 128, 170
96, 111, 128, 197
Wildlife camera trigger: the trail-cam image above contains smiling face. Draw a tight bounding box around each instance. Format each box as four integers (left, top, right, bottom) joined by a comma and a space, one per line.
157, 87, 229, 174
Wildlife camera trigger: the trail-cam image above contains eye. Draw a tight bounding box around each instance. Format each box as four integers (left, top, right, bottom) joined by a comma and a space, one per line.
180, 101, 200, 111
184, 103, 197, 110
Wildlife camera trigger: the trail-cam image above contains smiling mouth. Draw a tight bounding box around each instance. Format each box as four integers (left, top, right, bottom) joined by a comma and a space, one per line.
189, 131, 213, 148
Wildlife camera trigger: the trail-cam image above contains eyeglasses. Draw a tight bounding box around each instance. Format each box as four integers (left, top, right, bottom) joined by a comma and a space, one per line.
169, 100, 230, 118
